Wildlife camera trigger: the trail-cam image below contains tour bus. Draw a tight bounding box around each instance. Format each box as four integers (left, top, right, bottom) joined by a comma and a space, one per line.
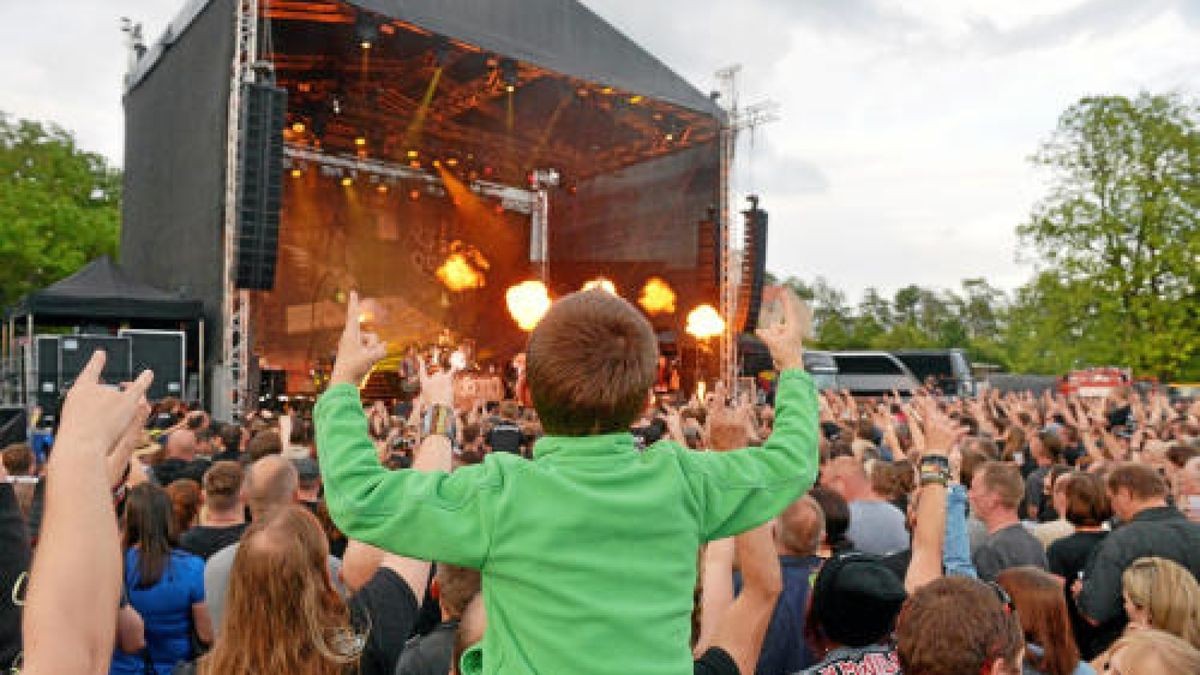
831, 351, 921, 397
891, 348, 976, 398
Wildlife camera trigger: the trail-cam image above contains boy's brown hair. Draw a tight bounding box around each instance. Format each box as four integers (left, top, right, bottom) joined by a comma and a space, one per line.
525, 290, 657, 436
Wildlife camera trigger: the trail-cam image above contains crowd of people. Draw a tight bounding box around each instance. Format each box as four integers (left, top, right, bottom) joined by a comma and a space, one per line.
3, 287, 1200, 674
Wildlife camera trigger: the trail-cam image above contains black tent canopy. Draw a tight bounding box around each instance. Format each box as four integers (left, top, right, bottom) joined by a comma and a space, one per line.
8, 256, 202, 321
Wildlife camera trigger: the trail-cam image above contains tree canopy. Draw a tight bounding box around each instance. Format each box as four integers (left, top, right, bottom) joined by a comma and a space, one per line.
768, 92, 1200, 381
0, 113, 121, 308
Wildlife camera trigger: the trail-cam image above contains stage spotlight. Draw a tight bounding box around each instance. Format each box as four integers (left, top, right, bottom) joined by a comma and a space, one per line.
664, 132, 675, 142
629, 95, 644, 104
409, 160, 421, 169
409, 189, 421, 201
500, 58, 518, 91
341, 176, 353, 187
290, 168, 302, 178
432, 159, 441, 168
354, 136, 367, 146
376, 184, 388, 194
406, 149, 419, 159
355, 12, 379, 49
582, 278, 618, 295
291, 121, 306, 133
601, 86, 614, 95
445, 157, 459, 167
331, 96, 342, 115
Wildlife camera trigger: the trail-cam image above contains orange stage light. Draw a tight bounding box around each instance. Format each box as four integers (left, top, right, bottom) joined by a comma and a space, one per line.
505, 281, 552, 331
436, 247, 489, 292
638, 277, 677, 315
685, 305, 725, 339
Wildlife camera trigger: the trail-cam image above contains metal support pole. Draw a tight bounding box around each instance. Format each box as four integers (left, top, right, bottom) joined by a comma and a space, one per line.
25, 314, 34, 413
198, 318, 206, 409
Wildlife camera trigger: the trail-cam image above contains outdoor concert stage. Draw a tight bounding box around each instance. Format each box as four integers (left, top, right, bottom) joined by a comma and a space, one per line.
121, 0, 727, 407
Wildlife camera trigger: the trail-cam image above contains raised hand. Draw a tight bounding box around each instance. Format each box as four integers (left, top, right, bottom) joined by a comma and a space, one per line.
754, 287, 806, 371
55, 351, 154, 456
331, 291, 388, 386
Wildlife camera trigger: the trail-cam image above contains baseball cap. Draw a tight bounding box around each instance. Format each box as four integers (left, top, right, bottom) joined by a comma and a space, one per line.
811, 553, 907, 647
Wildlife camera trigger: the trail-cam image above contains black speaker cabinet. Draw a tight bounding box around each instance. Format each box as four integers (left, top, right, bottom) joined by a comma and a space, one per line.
235, 82, 287, 290
120, 329, 186, 401
58, 335, 132, 390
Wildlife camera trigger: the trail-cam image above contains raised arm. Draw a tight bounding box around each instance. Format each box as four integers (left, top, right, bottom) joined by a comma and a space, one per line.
684, 290, 820, 540
701, 523, 782, 674
22, 352, 153, 675
317, 293, 490, 568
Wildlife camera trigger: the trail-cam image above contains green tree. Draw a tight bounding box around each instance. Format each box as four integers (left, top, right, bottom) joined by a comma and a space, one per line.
1017, 93, 1200, 380
0, 114, 121, 306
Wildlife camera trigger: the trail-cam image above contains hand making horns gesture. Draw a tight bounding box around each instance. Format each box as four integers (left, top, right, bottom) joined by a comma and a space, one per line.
331, 291, 389, 386
755, 287, 807, 372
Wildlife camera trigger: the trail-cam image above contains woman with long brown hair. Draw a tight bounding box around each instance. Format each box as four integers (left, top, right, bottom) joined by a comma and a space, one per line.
110, 482, 212, 675
997, 567, 1092, 675
181, 505, 428, 675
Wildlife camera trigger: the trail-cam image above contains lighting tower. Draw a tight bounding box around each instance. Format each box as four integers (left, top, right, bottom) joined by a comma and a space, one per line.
714, 65, 779, 393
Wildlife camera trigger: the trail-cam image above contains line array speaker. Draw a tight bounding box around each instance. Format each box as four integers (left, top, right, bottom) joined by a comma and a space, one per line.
235, 82, 287, 290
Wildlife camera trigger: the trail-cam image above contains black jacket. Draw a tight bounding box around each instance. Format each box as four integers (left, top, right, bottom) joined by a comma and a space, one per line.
1078, 506, 1200, 625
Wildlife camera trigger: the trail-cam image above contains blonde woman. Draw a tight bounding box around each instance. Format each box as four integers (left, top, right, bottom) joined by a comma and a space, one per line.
1120, 557, 1200, 648
1098, 629, 1200, 675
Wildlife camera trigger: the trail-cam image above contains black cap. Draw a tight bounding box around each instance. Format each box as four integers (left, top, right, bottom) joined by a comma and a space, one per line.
811, 553, 907, 647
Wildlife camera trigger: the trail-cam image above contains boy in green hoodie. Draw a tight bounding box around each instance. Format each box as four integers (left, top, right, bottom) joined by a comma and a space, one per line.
316, 288, 818, 674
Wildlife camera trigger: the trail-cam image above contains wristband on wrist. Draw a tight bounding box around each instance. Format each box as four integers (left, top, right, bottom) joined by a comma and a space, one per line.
422, 404, 455, 439
919, 454, 950, 486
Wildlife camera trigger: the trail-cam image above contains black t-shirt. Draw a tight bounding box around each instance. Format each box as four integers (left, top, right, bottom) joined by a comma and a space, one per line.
396, 620, 457, 675
1047, 530, 1119, 661
179, 523, 249, 560
485, 420, 522, 454
351, 567, 421, 675
153, 458, 211, 485
0, 485, 31, 671
1047, 530, 1107, 581
694, 647, 739, 675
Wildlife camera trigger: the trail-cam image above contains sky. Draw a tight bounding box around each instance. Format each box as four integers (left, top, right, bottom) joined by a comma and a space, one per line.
2, 0, 1197, 302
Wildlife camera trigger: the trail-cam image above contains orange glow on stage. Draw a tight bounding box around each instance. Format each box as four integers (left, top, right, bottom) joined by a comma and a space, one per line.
505, 281, 552, 331
436, 243, 490, 291
638, 277, 676, 315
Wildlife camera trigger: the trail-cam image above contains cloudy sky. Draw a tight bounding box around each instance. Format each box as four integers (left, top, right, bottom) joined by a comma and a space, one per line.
2, 0, 1197, 301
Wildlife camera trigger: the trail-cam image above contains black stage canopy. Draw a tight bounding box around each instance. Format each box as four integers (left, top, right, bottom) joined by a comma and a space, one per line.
8, 256, 203, 322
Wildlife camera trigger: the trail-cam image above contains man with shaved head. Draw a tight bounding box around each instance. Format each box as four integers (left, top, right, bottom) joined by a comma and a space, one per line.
152, 428, 210, 485
820, 456, 908, 555
203, 455, 341, 631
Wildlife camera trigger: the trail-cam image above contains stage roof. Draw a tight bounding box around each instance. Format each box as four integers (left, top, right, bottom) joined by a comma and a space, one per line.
8, 256, 203, 321
344, 0, 722, 116
127, 0, 722, 184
